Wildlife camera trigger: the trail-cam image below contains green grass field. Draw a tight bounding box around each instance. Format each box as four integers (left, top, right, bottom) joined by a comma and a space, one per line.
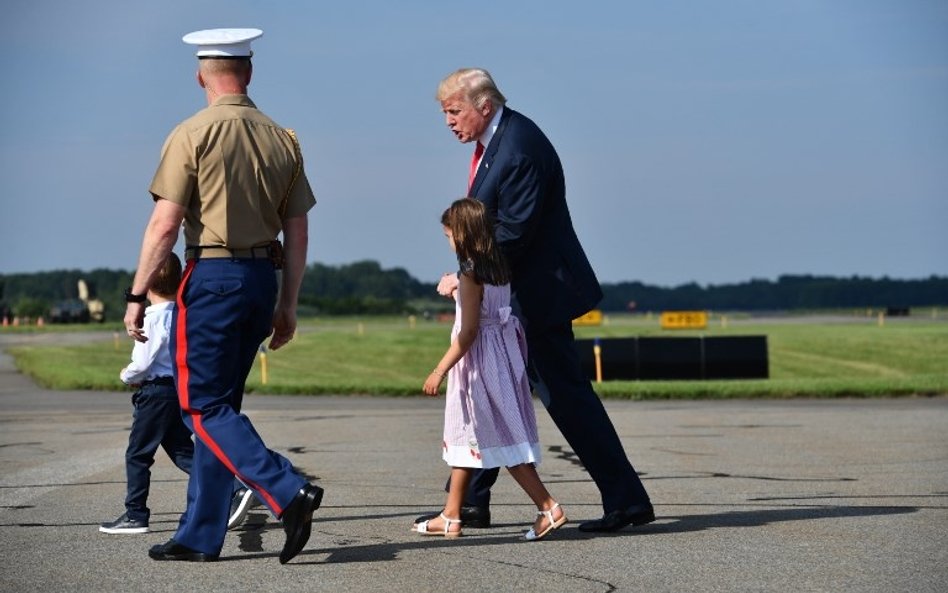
6, 311, 948, 398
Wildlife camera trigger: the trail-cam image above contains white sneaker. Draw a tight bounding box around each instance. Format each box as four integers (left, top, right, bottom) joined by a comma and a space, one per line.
227, 488, 256, 529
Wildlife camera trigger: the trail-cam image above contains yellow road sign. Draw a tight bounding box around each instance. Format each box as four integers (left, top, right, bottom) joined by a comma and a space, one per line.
660, 311, 708, 329
573, 309, 604, 326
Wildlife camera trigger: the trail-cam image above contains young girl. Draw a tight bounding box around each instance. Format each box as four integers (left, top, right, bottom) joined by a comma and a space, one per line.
414, 198, 567, 541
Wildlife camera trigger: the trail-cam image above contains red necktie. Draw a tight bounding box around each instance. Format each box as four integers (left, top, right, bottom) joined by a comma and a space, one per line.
468, 141, 484, 192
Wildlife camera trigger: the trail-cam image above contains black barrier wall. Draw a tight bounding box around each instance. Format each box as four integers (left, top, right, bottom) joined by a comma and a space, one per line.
574, 336, 768, 380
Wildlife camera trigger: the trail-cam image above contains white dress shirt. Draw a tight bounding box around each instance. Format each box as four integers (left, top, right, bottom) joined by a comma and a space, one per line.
475, 106, 504, 171
120, 301, 175, 385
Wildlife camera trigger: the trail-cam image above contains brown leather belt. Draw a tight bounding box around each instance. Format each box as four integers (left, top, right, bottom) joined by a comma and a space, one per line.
184, 245, 271, 260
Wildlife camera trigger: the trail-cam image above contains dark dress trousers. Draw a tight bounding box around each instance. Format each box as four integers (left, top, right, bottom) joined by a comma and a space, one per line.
124, 381, 194, 523
466, 107, 650, 513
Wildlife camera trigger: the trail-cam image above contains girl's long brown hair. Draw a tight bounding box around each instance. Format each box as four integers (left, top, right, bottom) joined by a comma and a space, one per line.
441, 198, 510, 286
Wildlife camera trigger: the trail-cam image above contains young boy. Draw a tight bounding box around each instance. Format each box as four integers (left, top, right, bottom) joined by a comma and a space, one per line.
100, 253, 193, 533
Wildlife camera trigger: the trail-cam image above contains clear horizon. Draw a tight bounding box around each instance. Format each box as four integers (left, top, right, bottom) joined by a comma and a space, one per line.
1, 261, 943, 291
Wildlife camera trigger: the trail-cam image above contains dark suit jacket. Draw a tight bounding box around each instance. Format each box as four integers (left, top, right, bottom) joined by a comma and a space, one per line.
470, 107, 603, 328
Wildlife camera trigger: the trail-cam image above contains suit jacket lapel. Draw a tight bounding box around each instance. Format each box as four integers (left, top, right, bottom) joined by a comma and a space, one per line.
470, 108, 513, 197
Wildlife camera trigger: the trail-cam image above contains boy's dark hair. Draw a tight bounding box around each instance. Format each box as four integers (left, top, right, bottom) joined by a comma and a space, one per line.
441, 198, 510, 286
150, 253, 183, 298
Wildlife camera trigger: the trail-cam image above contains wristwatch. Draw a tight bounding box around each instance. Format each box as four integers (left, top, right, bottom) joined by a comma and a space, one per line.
124, 287, 147, 303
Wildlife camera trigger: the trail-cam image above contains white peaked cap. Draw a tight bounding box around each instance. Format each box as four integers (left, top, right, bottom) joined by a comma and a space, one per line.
182, 28, 263, 58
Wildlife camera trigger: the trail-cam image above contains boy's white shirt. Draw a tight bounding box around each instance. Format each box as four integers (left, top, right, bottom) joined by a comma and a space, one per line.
120, 301, 175, 384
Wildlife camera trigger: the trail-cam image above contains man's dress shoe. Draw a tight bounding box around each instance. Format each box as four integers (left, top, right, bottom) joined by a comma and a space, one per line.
280, 483, 324, 564
148, 538, 218, 562
414, 506, 491, 529
578, 503, 655, 533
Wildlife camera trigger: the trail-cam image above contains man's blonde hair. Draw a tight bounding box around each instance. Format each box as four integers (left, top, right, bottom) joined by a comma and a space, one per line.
199, 57, 251, 77
436, 68, 507, 110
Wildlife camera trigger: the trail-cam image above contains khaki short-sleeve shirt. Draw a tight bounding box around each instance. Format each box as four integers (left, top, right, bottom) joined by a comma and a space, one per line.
149, 94, 316, 248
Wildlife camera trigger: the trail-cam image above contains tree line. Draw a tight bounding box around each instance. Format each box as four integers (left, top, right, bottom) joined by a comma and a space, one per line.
600, 275, 948, 312
1, 263, 945, 323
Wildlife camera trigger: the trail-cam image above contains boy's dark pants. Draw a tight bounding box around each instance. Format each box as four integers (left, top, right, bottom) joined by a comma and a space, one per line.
124, 382, 194, 522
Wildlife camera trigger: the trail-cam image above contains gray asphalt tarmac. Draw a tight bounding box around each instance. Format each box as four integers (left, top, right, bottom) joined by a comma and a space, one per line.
1, 332, 946, 592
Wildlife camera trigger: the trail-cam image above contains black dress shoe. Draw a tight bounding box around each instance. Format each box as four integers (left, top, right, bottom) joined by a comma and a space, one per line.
148, 538, 218, 562
414, 505, 491, 529
279, 483, 324, 564
578, 503, 655, 533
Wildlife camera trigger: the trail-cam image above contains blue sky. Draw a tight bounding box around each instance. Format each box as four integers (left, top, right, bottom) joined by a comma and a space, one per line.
1, 0, 946, 286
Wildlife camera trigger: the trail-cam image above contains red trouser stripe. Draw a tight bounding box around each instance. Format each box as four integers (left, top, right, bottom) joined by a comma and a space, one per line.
189, 416, 284, 515
174, 261, 194, 412
174, 259, 284, 516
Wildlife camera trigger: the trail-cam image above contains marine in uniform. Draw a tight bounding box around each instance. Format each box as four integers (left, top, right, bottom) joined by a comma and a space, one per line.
123, 28, 322, 564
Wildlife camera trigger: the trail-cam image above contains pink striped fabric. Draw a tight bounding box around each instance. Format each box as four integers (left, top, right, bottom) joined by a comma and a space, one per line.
442, 283, 541, 468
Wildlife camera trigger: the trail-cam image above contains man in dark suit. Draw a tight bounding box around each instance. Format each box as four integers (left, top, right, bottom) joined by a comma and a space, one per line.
423, 68, 654, 532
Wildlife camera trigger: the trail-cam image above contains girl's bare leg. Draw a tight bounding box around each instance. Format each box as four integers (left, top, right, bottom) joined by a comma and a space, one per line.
422, 467, 471, 534
507, 463, 565, 532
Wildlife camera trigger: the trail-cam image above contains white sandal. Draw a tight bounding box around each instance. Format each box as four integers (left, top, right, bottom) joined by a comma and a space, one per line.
524, 502, 567, 541
412, 512, 463, 538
